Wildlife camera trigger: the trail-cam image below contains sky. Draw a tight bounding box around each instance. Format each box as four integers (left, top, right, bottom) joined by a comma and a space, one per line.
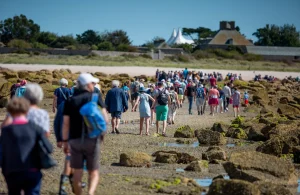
1, 0, 300, 45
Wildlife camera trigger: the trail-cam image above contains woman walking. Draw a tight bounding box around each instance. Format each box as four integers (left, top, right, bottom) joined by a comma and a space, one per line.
0, 97, 53, 195
208, 86, 220, 116
147, 84, 156, 126
132, 87, 155, 135
232, 87, 241, 117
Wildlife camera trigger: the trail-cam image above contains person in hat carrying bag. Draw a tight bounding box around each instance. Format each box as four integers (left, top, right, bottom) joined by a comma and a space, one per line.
132, 87, 155, 135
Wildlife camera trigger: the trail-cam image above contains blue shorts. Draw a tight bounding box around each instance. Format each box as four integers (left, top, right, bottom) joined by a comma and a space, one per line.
111, 111, 122, 119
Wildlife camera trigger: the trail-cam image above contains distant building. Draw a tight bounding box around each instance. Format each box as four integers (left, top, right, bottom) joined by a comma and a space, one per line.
208, 21, 253, 46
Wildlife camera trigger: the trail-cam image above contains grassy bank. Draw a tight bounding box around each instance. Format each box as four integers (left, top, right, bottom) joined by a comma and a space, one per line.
0, 53, 300, 72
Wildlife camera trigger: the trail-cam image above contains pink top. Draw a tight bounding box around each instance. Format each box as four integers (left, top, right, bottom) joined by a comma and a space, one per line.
12, 116, 28, 125
209, 89, 219, 99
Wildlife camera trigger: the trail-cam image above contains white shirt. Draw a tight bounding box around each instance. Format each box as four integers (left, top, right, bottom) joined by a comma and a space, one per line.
223, 86, 232, 97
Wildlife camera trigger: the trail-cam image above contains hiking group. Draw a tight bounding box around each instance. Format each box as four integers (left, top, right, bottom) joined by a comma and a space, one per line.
0, 69, 249, 195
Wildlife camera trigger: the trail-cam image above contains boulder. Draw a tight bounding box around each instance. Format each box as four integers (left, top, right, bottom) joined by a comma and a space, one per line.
174, 125, 194, 138
202, 146, 226, 161
255, 181, 294, 195
223, 151, 298, 187
195, 130, 226, 145
0, 82, 13, 98
0, 97, 9, 108
184, 160, 209, 172
292, 146, 300, 163
152, 151, 198, 164
279, 96, 293, 104
207, 179, 261, 195
211, 122, 229, 133
256, 136, 298, 157
119, 152, 151, 167
2, 71, 18, 79
253, 91, 269, 105
231, 116, 245, 126
246, 123, 267, 141
278, 104, 300, 116
226, 128, 248, 139
154, 152, 178, 164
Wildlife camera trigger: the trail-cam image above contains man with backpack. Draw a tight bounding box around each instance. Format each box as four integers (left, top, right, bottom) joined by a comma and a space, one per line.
130, 80, 140, 111
153, 82, 170, 137
62, 73, 108, 195
195, 84, 206, 115
10, 79, 21, 98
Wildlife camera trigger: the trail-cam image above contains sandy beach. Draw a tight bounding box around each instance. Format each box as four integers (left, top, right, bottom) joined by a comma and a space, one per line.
0, 64, 299, 81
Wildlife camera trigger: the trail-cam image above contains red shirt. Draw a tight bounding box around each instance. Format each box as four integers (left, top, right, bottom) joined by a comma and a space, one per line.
210, 77, 216, 86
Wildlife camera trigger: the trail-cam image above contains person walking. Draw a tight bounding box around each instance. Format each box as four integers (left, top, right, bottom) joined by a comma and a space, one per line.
15, 79, 27, 97
218, 86, 225, 113
232, 87, 241, 117
223, 83, 232, 112
167, 86, 179, 125
0, 97, 53, 195
153, 82, 170, 137
186, 79, 195, 115
132, 87, 155, 135
244, 91, 249, 107
195, 84, 206, 115
105, 80, 128, 134
62, 73, 108, 195
147, 84, 156, 126
130, 80, 140, 111
122, 82, 130, 102
208, 86, 220, 116
9, 79, 21, 99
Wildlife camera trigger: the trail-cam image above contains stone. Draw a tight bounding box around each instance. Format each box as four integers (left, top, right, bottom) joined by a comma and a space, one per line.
223, 151, 298, 187
152, 151, 198, 164
253, 90, 269, 105
231, 116, 245, 126
195, 129, 226, 145
184, 160, 209, 172
247, 123, 267, 141
226, 128, 248, 139
0, 82, 13, 98
0, 97, 9, 108
292, 146, 300, 163
207, 179, 261, 195
277, 104, 300, 116
211, 122, 229, 133
119, 152, 151, 167
255, 181, 294, 195
174, 125, 194, 138
2, 71, 18, 79
256, 136, 298, 157
202, 146, 226, 161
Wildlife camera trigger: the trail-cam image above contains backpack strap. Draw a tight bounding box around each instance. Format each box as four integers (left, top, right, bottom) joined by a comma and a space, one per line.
91, 93, 99, 103
59, 88, 67, 100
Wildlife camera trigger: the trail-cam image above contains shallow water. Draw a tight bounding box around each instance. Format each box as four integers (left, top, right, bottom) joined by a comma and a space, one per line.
160, 142, 236, 148
176, 168, 185, 172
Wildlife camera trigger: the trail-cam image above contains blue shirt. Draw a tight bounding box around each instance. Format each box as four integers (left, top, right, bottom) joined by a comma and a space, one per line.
122, 86, 129, 93
54, 87, 71, 106
105, 87, 128, 113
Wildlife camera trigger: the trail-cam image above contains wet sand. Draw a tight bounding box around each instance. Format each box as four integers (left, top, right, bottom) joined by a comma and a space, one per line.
1, 64, 299, 81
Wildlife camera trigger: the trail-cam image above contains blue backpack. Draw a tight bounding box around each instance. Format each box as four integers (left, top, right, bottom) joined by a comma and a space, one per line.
80, 93, 107, 138
196, 88, 205, 99
15, 86, 26, 97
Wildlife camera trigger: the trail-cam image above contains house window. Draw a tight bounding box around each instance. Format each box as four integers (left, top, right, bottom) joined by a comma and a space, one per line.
225, 38, 233, 45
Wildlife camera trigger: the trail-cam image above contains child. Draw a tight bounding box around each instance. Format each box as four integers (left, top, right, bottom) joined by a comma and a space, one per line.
132, 87, 155, 135
244, 91, 249, 107
232, 87, 241, 117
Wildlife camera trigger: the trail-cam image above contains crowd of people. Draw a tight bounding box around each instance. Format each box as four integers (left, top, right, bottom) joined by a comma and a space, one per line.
0, 68, 249, 195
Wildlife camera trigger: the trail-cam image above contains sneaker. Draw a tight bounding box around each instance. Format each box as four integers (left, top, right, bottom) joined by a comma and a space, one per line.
115, 128, 120, 134
172, 121, 175, 124
198, 111, 200, 115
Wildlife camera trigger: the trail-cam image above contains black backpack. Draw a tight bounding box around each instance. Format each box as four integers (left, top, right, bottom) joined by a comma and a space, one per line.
157, 89, 168, 105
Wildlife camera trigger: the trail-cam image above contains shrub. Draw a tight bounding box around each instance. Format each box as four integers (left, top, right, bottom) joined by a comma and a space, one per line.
65, 45, 76, 50
75, 44, 90, 50
117, 44, 138, 52
192, 50, 215, 59
244, 53, 263, 61
97, 41, 114, 51
31, 42, 48, 49
90, 44, 98, 50
121, 54, 136, 59
177, 54, 190, 62
7, 39, 31, 49
139, 54, 152, 59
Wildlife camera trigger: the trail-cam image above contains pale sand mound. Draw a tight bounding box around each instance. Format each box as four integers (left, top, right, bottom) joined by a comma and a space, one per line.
0, 64, 299, 81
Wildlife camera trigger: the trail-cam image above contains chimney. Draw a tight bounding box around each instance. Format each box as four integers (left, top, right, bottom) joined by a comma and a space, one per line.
220, 21, 236, 30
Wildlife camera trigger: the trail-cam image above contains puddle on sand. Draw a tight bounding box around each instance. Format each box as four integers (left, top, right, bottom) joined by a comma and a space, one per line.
160, 142, 199, 148
195, 175, 230, 187
176, 168, 185, 172
160, 142, 236, 148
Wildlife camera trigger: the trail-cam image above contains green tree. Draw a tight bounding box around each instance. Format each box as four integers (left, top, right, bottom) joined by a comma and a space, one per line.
253, 24, 300, 47
76, 30, 101, 46
0, 14, 40, 43
97, 41, 114, 51
182, 27, 217, 43
7, 39, 32, 49
172, 43, 193, 53
37, 31, 58, 47
104, 30, 131, 47
52, 35, 77, 48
